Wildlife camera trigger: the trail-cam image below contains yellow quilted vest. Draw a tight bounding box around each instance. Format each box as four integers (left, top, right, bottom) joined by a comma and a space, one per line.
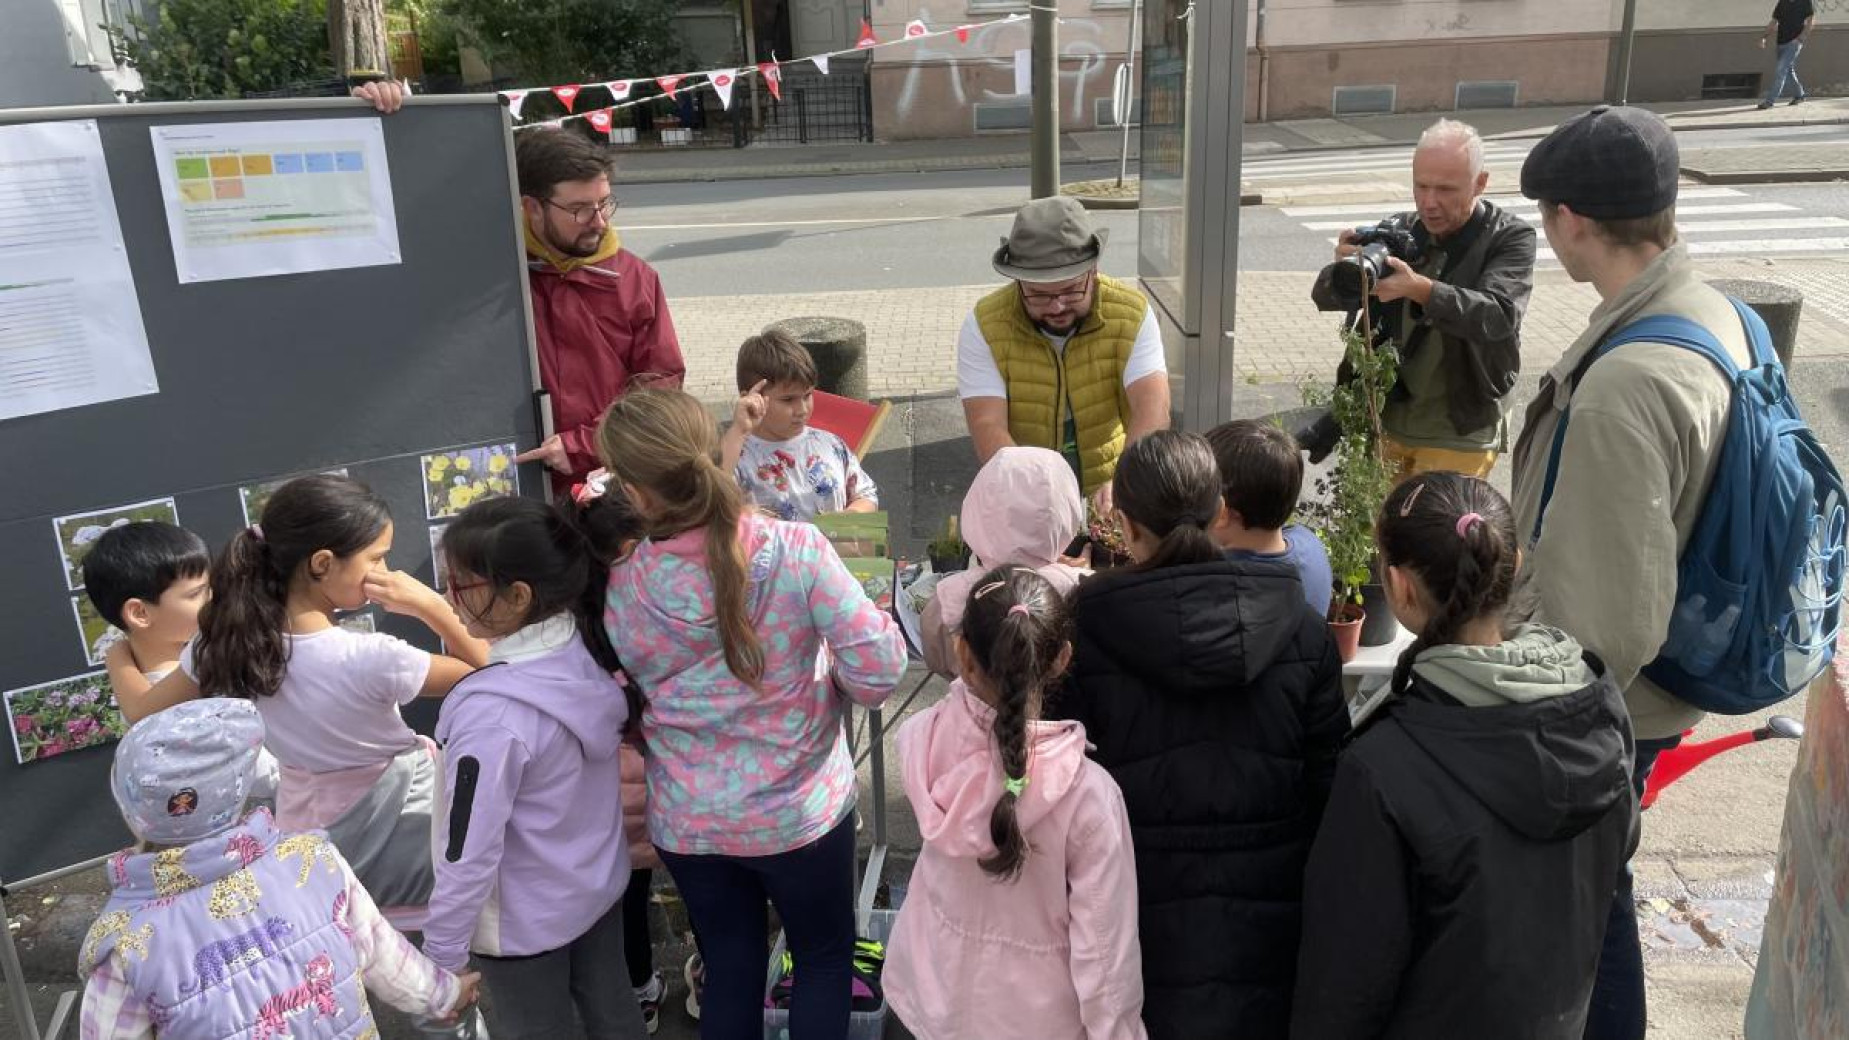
974, 274, 1148, 495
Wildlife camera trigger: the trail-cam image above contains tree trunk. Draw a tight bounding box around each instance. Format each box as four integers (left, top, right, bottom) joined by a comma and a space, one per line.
329, 0, 391, 77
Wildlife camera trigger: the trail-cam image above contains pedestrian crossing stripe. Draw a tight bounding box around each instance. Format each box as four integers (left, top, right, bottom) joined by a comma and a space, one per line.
1242, 144, 1534, 177
1302, 204, 1803, 231
1280, 187, 1749, 218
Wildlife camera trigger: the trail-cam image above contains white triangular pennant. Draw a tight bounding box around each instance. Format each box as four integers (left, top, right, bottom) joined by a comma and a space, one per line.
904, 18, 928, 39
502, 90, 528, 119
704, 69, 738, 109
604, 80, 632, 102
812, 53, 830, 76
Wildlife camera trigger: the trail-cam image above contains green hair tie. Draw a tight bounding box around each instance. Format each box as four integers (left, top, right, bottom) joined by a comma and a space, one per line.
1002, 774, 1029, 798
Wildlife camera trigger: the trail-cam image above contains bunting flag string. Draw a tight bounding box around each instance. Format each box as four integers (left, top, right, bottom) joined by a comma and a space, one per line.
501, 13, 1030, 131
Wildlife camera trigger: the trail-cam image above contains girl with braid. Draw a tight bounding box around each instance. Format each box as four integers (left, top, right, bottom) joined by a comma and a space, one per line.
885, 567, 1145, 1040
1291, 473, 1638, 1039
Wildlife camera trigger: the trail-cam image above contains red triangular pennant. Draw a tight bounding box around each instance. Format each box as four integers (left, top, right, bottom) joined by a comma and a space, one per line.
604, 80, 632, 102
956, 25, 973, 44
758, 61, 784, 102
552, 84, 582, 111
705, 69, 738, 109
656, 74, 685, 98
904, 18, 928, 39
857, 19, 878, 48
586, 109, 614, 137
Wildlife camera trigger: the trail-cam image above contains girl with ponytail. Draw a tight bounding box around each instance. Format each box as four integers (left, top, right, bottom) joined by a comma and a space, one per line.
123, 474, 491, 930
419, 494, 652, 1038
1052, 429, 1350, 1039
595, 389, 906, 1040
884, 567, 1145, 1040
1292, 473, 1636, 1039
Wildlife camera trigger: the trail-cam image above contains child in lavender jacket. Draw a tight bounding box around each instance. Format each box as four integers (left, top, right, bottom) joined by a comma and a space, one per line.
887, 568, 1145, 1040
81, 699, 477, 1039
597, 389, 907, 1040
423, 496, 651, 1040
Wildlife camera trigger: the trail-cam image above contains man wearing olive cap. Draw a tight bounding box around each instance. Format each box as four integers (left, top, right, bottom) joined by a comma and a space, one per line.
957, 197, 1170, 504
1510, 104, 1756, 1040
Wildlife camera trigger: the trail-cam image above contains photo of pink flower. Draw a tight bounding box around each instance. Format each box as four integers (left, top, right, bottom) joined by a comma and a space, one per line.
3, 672, 128, 766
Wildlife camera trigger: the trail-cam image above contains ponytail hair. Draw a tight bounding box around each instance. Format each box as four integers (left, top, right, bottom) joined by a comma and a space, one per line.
595, 389, 765, 685
195, 475, 390, 698
1112, 430, 1225, 571
1376, 472, 1518, 695
957, 566, 1074, 881
440, 496, 623, 674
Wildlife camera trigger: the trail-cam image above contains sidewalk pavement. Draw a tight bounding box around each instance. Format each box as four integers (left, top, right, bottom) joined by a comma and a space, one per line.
610, 97, 1849, 184
663, 256, 1849, 404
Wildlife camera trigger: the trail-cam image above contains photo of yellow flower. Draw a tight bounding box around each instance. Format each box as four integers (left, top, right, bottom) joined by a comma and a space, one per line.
422, 442, 520, 520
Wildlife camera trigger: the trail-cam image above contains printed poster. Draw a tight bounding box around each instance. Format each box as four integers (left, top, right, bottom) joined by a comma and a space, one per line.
5, 671, 129, 766
149, 118, 401, 283
238, 468, 348, 527
70, 595, 122, 668
51, 497, 181, 591
0, 120, 158, 421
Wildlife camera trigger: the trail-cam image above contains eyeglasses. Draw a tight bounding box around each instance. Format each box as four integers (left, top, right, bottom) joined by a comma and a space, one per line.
542, 195, 619, 226
444, 577, 491, 601
1019, 271, 1094, 308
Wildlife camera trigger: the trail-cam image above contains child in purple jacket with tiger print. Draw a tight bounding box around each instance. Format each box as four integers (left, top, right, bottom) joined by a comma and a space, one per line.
80, 699, 480, 1038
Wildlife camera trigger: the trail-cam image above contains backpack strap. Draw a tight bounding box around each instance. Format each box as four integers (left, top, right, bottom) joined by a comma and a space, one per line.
1529, 301, 1764, 546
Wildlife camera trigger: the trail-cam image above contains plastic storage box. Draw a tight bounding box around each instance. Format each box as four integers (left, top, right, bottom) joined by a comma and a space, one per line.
763, 908, 897, 1040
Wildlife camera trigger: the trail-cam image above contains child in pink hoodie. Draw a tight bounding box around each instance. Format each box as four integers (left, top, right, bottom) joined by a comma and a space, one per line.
887, 567, 1146, 1040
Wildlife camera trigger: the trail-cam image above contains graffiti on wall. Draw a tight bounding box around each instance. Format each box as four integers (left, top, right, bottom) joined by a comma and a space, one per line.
892, 5, 1129, 120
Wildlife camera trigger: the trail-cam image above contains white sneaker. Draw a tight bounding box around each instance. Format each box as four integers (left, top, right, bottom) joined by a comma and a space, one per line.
683, 952, 704, 1022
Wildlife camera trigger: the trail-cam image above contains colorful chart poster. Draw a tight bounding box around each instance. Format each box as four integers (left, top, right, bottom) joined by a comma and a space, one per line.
0, 120, 158, 422
51, 497, 182, 591
149, 118, 401, 283
422, 443, 518, 520
814, 511, 890, 560
5, 671, 129, 766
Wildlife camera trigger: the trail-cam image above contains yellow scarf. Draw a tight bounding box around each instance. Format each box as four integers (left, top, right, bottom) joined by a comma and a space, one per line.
525, 224, 623, 273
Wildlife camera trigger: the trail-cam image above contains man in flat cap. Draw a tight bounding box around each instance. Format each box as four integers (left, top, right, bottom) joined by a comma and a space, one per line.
1512, 105, 1756, 1040
957, 197, 1170, 505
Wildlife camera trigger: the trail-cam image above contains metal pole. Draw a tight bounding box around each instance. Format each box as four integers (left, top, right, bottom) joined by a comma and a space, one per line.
1117, 0, 1143, 187
1614, 0, 1638, 105
1031, 3, 1060, 199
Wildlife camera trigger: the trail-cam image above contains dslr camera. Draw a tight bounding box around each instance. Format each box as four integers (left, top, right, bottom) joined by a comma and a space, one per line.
1328, 215, 1425, 309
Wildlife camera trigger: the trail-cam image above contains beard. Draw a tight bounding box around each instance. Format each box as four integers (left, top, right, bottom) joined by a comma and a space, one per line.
544, 219, 605, 258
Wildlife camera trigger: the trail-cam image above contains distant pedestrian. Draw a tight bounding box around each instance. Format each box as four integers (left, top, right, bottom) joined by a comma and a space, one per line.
1759, 0, 1815, 109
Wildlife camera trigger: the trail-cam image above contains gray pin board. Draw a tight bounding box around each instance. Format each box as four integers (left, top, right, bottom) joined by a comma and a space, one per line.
0, 97, 542, 883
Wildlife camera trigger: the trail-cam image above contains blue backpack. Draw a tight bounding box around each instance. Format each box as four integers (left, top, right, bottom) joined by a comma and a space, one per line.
1535, 298, 1846, 714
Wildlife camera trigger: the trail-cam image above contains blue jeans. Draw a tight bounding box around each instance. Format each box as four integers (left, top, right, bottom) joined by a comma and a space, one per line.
1765, 40, 1806, 102
1582, 733, 1683, 1040
659, 815, 857, 1040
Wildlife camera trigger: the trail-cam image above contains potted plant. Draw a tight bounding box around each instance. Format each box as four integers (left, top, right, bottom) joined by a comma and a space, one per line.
927, 515, 971, 574
1085, 502, 1135, 570
1302, 324, 1399, 662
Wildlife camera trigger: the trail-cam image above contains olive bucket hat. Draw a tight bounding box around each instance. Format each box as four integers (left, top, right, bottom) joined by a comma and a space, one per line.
992, 197, 1110, 283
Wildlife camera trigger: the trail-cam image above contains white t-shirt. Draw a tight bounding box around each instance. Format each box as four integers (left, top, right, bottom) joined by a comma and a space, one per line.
181, 627, 431, 773
955, 308, 1168, 401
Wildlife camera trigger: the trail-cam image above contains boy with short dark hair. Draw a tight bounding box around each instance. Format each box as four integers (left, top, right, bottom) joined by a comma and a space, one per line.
1204, 420, 1334, 618
84, 521, 210, 690
722, 328, 879, 522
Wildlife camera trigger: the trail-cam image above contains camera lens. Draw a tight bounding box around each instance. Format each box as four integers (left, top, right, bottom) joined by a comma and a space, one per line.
1328, 243, 1388, 307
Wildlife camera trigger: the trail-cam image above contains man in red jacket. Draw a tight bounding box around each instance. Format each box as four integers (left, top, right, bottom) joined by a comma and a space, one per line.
511, 129, 685, 493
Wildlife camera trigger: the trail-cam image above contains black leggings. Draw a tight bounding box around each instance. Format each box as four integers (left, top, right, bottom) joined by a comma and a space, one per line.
623, 867, 655, 988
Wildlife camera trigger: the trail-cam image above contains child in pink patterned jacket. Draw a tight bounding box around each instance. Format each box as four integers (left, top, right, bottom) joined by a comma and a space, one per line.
596, 390, 907, 1040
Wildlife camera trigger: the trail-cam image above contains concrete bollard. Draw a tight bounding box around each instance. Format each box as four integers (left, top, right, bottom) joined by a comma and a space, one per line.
767, 316, 869, 399
1707, 279, 1803, 369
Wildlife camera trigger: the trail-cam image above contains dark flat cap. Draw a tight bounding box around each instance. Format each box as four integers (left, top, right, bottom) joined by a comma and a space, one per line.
1520, 105, 1679, 219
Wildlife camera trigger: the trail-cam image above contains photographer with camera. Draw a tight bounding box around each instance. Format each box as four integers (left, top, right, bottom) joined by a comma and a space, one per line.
1310, 120, 1538, 480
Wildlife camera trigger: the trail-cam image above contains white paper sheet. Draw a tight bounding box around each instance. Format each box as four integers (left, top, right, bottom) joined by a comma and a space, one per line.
0, 120, 158, 423
1014, 49, 1032, 96
149, 118, 401, 283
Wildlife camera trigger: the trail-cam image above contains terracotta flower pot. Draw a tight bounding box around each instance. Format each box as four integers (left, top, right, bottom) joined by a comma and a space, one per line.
1328, 602, 1365, 663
